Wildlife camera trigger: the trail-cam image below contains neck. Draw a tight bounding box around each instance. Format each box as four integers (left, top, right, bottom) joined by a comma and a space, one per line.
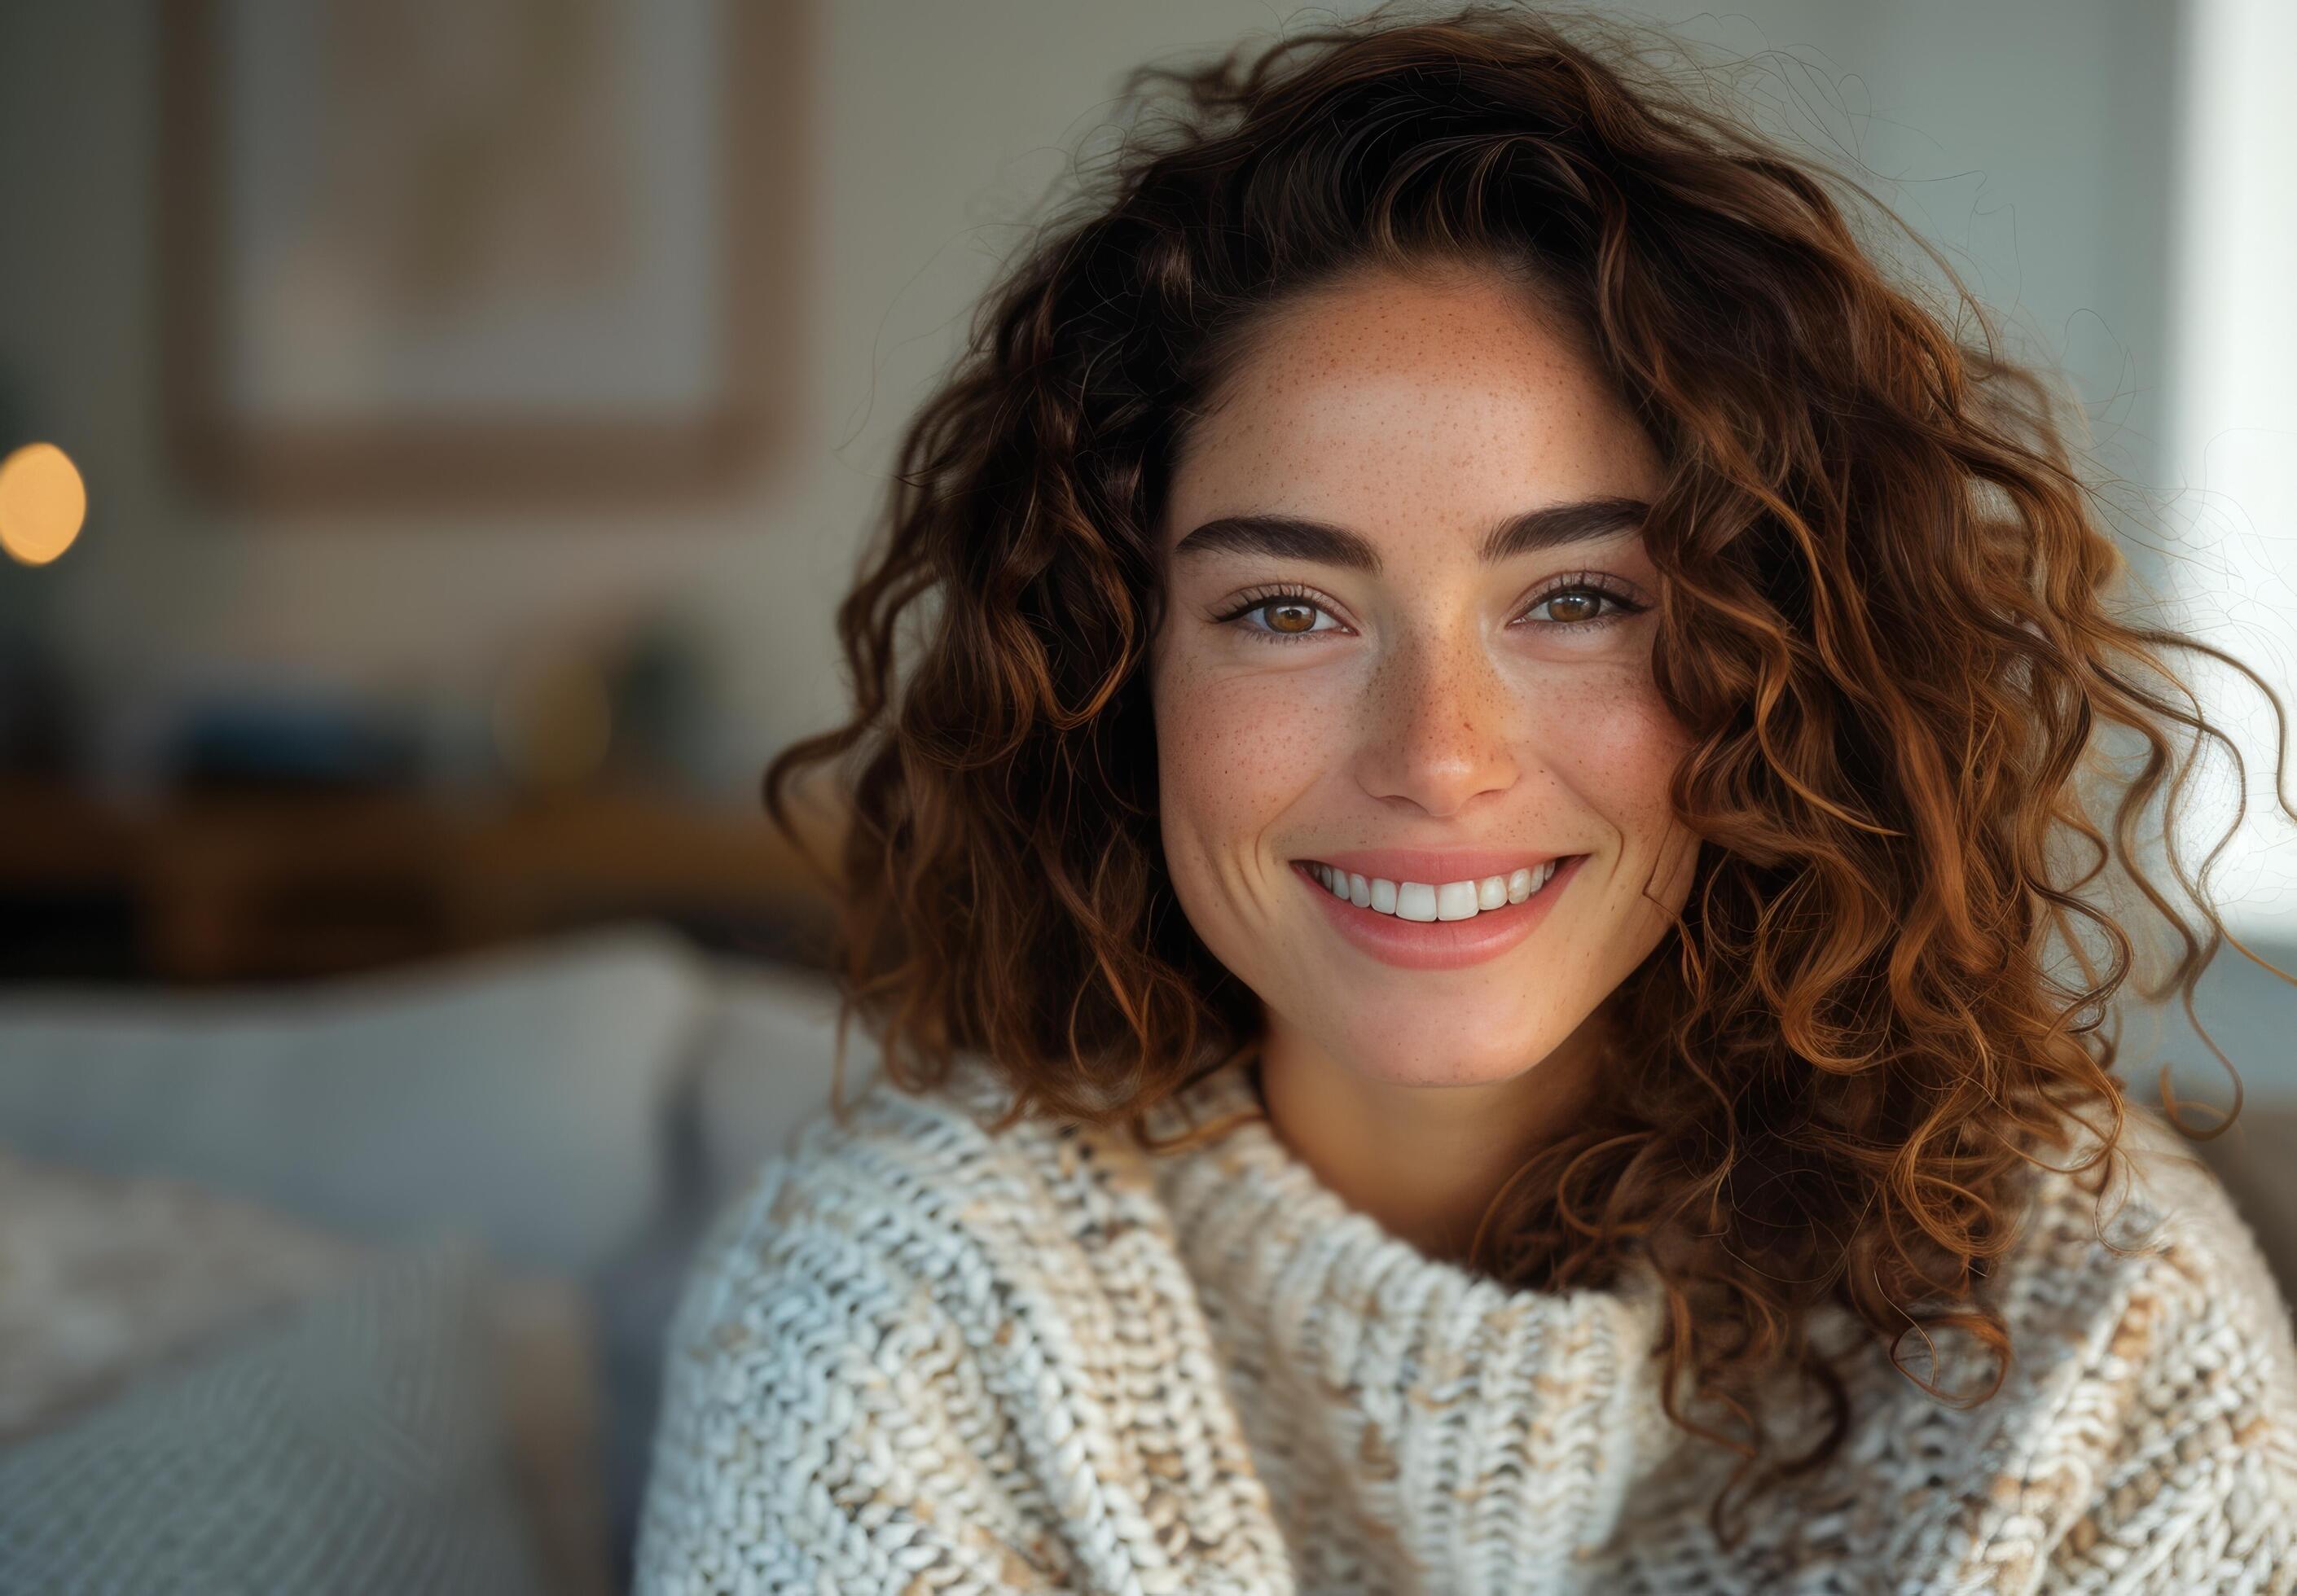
1250, 1011, 1609, 1269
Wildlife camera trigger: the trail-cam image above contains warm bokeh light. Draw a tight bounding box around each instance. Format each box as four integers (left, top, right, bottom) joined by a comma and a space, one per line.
0, 442, 88, 566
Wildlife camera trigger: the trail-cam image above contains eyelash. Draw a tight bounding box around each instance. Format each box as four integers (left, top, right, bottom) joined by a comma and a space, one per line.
1211, 573, 1649, 645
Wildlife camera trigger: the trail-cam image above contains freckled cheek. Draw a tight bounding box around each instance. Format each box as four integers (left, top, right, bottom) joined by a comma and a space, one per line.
1149, 660, 1336, 901
1535, 673, 1693, 846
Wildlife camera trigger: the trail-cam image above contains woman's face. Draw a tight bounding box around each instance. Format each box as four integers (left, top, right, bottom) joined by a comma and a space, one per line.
1148, 262, 1700, 1092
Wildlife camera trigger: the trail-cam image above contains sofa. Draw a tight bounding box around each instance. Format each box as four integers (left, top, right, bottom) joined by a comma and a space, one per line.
0, 921, 2289, 1592
0, 923, 879, 1593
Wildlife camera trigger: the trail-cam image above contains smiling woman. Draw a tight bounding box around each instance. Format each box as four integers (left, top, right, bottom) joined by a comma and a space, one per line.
635, 5, 2297, 1594
1146, 262, 1697, 1249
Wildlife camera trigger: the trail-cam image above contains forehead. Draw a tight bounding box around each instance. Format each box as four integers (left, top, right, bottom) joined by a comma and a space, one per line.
1164, 265, 1659, 553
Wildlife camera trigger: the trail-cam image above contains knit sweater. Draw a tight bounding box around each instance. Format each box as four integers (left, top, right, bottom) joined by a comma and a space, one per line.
634, 1054, 2297, 1594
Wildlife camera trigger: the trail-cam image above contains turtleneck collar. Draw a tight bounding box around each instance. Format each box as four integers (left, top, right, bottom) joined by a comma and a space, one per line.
1131, 1059, 1690, 1594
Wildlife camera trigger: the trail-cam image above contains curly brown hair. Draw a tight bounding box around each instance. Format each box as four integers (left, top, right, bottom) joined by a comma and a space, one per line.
762, 0, 2295, 1537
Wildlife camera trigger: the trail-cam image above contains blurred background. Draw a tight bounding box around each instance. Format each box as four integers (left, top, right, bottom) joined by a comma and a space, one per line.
0, 2, 2290, 1591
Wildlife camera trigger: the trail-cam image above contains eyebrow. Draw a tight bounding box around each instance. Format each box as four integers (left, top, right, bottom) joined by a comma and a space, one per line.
1170, 495, 1650, 573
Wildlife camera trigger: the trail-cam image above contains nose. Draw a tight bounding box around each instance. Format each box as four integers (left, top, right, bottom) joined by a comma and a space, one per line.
1352, 621, 1521, 819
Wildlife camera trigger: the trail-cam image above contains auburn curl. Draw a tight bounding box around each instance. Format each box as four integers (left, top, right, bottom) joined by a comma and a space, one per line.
763, 0, 2295, 1539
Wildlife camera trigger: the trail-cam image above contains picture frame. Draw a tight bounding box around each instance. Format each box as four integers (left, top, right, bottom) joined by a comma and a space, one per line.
157, 0, 807, 511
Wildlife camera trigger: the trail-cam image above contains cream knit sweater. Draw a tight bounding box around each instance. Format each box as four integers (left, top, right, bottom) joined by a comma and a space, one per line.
635, 1056, 2297, 1594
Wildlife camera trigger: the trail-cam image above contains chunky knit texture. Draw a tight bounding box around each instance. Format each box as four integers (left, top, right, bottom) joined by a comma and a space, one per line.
635, 1056, 2297, 1594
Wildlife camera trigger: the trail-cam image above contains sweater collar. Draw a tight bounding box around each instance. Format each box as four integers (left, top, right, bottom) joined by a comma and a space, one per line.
1135, 1059, 1688, 1592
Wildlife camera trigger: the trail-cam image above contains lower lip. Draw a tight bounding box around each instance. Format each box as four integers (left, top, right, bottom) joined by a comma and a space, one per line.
1295, 856, 1584, 971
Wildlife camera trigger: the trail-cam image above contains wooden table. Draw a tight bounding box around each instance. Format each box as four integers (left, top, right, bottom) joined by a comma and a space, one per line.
0, 776, 845, 984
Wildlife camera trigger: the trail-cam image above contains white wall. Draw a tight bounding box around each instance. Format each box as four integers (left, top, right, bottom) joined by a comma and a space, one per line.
2162, 0, 2297, 942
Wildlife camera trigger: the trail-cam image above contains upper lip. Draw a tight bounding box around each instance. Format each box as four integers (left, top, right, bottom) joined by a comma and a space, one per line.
1296, 848, 1578, 885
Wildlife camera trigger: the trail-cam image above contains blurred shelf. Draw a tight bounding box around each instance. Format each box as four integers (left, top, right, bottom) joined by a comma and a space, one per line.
0, 776, 843, 984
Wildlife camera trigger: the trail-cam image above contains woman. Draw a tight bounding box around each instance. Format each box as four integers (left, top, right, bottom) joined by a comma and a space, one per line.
636, 6, 2297, 1591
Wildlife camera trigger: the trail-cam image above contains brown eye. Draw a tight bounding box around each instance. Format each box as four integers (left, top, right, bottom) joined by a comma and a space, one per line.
1263, 598, 1319, 634
1213, 586, 1345, 643
1523, 581, 1643, 629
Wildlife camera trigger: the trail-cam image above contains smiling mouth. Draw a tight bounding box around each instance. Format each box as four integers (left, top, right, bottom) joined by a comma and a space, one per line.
1295, 856, 1584, 922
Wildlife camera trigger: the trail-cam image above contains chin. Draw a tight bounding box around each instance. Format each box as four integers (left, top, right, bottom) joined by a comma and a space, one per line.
1311, 998, 1577, 1088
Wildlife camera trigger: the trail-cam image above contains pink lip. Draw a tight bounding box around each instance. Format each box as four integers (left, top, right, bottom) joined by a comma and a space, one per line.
1294, 853, 1585, 971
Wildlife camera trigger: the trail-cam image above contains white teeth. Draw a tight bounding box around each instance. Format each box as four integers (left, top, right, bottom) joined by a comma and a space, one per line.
1309, 857, 1570, 923
1434, 880, 1480, 921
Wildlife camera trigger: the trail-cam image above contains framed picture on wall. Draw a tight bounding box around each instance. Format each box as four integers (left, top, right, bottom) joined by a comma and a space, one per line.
158, 0, 808, 511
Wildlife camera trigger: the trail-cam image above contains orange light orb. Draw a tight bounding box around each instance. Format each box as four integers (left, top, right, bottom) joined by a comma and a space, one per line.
0, 442, 88, 566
